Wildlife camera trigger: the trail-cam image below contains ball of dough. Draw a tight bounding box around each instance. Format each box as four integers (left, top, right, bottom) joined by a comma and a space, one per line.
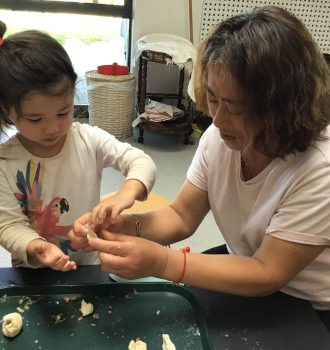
2, 312, 23, 338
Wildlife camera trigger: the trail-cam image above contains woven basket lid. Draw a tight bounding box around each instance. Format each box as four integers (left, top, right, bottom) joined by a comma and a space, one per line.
85, 70, 134, 83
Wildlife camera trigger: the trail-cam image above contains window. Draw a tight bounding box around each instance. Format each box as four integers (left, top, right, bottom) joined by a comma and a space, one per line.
0, 0, 133, 108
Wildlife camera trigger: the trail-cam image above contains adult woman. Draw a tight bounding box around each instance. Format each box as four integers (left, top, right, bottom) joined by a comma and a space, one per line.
69, 6, 330, 328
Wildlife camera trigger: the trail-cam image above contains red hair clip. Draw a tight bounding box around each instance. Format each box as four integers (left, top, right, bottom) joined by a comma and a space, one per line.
0, 38, 4, 46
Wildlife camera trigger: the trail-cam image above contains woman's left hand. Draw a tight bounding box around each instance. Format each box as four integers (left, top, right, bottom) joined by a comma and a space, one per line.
88, 230, 168, 280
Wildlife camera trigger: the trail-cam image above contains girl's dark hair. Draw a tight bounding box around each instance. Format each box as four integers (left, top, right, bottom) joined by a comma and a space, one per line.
0, 21, 77, 134
194, 6, 330, 158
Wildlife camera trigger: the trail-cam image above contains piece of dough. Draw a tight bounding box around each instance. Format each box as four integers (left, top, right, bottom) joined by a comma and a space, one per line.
80, 299, 94, 317
2, 312, 23, 338
87, 229, 98, 240
128, 339, 147, 350
162, 334, 176, 350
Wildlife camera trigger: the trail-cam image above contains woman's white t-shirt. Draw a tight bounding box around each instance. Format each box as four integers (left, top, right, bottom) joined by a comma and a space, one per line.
187, 124, 330, 310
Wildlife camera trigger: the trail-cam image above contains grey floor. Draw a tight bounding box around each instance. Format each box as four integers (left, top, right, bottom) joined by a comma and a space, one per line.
0, 124, 224, 267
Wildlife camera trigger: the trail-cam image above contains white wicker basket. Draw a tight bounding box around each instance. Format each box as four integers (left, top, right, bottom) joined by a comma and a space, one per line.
85, 70, 136, 139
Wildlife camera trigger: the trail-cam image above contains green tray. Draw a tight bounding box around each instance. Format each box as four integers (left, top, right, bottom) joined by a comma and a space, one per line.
0, 283, 213, 350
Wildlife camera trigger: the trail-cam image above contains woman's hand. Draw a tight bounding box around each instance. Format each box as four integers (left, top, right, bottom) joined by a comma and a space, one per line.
26, 239, 77, 271
68, 212, 126, 251
88, 230, 168, 280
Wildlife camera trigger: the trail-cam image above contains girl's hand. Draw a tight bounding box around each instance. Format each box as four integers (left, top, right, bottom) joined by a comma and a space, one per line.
68, 212, 93, 251
88, 230, 168, 280
89, 192, 135, 229
27, 239, 77, 272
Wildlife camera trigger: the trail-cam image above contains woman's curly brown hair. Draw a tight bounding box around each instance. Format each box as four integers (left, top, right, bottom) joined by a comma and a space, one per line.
194, 6, 330, 158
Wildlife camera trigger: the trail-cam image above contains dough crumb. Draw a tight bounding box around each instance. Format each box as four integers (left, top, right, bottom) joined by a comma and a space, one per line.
16, 307, 24, 313
53, 314, 66, 324
162, 334, 176, 350
128, 338, 147, 350
64, 296, 77, 303
2, 312, 23, 338
80, 299, 94, 317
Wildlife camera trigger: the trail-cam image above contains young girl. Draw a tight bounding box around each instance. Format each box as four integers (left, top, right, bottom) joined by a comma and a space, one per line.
0, 21, 156, 271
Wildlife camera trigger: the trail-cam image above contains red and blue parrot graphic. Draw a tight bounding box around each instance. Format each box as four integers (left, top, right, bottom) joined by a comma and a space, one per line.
14, 160, 75, 253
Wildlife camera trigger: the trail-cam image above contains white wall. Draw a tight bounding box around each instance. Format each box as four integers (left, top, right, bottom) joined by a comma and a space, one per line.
132, 0, 203, 48
131, 0, 203, 95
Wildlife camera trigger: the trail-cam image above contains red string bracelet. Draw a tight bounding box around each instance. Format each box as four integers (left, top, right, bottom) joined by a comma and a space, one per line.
176, 246, 190, 284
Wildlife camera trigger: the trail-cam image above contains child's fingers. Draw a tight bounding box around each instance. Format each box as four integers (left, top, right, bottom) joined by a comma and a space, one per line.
52, 255, 69, 269
89, 205, 104, 227
109, 207, 120, 224
72, 213, 90, 235
53, 256, 76, 272
90, 198, 121, 228
96, 209, 107, 227
33, 241, 76, 272
54, 256, 74, 271
69, 233, 89, 251
101, 216, 113, 231
61, 260, 77, 272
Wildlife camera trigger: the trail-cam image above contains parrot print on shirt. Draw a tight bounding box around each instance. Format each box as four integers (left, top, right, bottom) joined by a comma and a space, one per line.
14, 160, 75, 253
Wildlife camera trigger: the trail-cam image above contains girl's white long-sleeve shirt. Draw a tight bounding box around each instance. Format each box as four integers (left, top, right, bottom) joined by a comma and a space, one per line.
0, 122, 156, 267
